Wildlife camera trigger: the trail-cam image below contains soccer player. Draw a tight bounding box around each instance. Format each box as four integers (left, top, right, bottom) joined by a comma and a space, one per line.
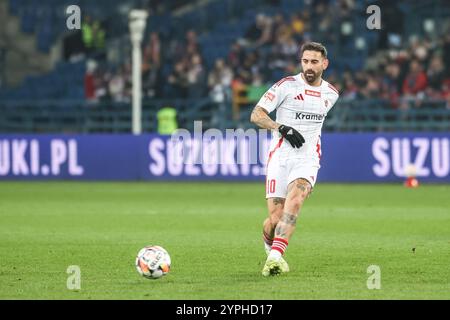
250, 42, 339, 276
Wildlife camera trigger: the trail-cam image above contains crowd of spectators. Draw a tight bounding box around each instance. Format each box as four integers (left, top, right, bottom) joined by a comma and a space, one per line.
83, 0, 450, 110
84, 28, 208, 103
335, 33, 450, 109
226, 0, 450, 110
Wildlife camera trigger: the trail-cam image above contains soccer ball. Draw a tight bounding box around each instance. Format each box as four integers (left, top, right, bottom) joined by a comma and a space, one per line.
135, 245, 171, 279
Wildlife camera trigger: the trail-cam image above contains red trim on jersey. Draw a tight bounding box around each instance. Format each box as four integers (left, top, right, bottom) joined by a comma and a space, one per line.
316, 136, 321, 159
328, 83, 339, 94
267, 137, 284, 165
265, 137, 284, 194
263, 91, 275, 102
275, 76, 295, 87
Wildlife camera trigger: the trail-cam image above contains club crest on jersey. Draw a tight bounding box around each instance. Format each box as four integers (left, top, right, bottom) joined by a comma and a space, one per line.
263, 91, 275, 102
305, 89, 321, 97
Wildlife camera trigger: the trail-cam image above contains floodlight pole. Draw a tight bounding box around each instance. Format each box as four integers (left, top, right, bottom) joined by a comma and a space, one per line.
129, 10, 148, 135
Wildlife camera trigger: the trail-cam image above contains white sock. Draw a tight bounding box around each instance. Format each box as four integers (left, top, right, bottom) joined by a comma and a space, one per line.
267, 249, 282, 261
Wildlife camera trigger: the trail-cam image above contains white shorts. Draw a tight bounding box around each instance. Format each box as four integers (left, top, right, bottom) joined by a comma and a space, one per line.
265, 154, 319, 199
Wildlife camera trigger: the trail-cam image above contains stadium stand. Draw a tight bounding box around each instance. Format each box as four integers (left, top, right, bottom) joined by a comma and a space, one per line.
0, 0, 449, 133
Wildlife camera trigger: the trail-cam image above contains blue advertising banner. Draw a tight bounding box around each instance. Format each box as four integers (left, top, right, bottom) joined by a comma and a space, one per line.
320, 133, 449, 182
0, 133, 448, 182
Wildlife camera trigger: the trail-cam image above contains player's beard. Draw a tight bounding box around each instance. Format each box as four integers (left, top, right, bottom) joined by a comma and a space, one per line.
304, 70, 321, 85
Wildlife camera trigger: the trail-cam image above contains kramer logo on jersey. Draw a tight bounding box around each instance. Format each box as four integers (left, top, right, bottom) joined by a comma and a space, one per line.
305, 89, 321, 97
295, 112, 325, 121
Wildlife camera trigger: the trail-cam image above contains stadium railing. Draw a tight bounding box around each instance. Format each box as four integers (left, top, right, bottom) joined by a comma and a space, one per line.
0, 98, 214, 133
0, 98, 449, 133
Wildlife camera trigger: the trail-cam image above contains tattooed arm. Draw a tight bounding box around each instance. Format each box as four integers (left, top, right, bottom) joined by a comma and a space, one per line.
250, 106, 280, 130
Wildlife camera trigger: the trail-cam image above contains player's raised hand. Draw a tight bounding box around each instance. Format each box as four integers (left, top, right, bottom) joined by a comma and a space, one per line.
278, 125, 305, 148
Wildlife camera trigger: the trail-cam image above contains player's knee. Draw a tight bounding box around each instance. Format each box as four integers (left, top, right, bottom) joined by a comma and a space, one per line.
267, 197, 284, 226
269, 207, 283, 226
288, 180, 311, 203
269, 215, 279, 227
287, 191, 308, 211
298, 190, 309, 202
288, 200, 302, 213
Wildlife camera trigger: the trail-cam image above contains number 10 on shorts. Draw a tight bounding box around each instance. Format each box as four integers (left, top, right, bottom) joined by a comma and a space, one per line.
267, 179, 276, 194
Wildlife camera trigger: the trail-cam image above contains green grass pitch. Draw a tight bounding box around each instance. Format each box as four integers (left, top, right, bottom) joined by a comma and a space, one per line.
0, 182, 449, 299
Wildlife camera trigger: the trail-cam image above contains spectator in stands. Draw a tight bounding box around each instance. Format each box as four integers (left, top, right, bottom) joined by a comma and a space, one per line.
443, 33, 450, 74
7, 0, 450, 121
272, 13, 293, 43
402, 59, 428, 96
290, 13, 306, 41
426, 54, 446, 99
94, 68, 109, 102
278, 35, 298, 62
268, 39, 289, 72
167, 61, 188, 98
208, 59, 234, 128
284, 60, 301, 77
143, 32, 162, 98
143, 32, 161, 68
246, 73, 268, 103
270, 13, 283, 35
228, 42, 245, 71
409, 36, 430, 64
81, 15, 105, 58
337, 0, 356, 19
257, 15, 274, 48
361, 71, 382, 99
92, 20, 106, 51
167, 29, 200, 67
157, 106, 178, 135
244, 14, 273, 48
81, 15, 94, 55
240, 51, 262, 83
84, 60, 97, 103
185, 29, 201, 58
108, 67, 126, 103
208, 58, 233, 102
401, 59, 428, 109
244, 14, 264, 44
187, 54, 206, 98
341, 72, 358, 100
122, 62, 133, 100
382, 62, 403, 107
442, 79, 450, 109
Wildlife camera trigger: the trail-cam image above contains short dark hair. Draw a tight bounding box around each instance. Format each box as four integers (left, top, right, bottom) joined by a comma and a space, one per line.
301, 42, 327, 58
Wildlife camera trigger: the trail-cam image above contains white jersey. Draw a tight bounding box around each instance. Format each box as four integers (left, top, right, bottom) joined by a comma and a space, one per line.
257, 73, 339, 166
